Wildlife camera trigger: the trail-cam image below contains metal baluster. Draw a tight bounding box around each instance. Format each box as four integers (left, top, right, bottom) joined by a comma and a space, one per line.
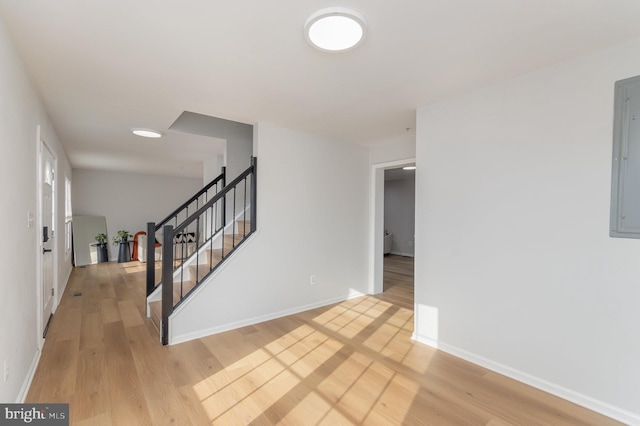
243, 177, 247, 237
210, 203, 214, 271
179, 231, 184, 299
251, 157, 257, 233
232, 186, 237, 248
195, 214, 200, 287
221, 196, 225, 261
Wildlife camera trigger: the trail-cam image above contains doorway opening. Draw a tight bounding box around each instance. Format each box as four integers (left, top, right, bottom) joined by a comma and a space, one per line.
370, 158, 416, 305
381, 166, 415, 309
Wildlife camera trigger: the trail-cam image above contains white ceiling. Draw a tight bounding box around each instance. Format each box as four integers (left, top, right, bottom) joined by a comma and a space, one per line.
1, 0, 640, 179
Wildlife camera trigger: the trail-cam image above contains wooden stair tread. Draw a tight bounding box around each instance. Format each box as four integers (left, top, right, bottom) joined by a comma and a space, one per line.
223, 233, 246, 245
236, 220, 250, 235
188, 264, 216, 283
173, 279, 196, 304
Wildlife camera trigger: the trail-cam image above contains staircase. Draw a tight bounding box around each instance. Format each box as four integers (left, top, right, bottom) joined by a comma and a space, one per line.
146, 158, 257, 345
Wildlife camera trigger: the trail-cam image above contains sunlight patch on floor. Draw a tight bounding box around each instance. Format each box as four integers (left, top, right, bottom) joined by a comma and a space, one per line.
122, 261, 146, 273
191, 295, 426, 425
194, 324, 345, 424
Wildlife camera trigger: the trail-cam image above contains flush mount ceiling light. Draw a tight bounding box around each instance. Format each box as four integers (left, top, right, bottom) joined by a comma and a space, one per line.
132, 128, 162, 138
403, 166, 416, 171
304, 7, 367, 52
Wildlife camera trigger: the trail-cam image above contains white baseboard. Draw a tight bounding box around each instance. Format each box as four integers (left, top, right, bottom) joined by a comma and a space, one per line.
412, 334, 640, 426
16, 350, 41, 403
62, 265, 72, 292
411, 332, 438, 348
170, 291, 367, 345
389, 251, 414, 257
54, 265, 73, 314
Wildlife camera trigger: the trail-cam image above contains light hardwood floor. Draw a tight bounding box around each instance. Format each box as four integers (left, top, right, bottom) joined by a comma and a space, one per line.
26, 256, 622, 425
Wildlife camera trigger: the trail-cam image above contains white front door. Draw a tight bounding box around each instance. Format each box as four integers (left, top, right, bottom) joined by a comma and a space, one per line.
41, 142, 55, 335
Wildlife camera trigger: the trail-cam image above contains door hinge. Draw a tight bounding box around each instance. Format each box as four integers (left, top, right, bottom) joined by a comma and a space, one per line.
51, 288, 54, 296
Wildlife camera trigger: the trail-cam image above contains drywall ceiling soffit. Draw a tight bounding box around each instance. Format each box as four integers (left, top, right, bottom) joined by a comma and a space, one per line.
169, 111, 253, 141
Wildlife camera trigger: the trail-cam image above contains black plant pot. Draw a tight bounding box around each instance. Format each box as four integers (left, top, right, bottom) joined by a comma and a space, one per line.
97, 244, 108, 263
117, 239, 131, 263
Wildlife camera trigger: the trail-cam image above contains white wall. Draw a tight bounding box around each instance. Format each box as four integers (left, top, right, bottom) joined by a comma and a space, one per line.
171, 123, 370, 342
415, 36, 640, 424
0, 15, 72, 402
224, 125, 253, 182
370, 135, 415, 165
170, 111, 253, 182
72, 169, 201, 261
384, 174, 415, 256
203, 155, 224, 185
224, 126, 253, 222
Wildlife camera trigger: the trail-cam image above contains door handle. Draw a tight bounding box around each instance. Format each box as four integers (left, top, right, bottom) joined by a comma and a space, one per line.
43, 248, 52, 254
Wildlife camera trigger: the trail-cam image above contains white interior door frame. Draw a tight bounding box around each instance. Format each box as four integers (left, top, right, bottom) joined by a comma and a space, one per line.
36, 125, 58, 347
369, 157, 416, 295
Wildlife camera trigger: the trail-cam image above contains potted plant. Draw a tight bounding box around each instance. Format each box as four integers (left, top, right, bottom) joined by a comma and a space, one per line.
112, 230, 130, 245
113, 230, 132, 263
95, 233, 108, 263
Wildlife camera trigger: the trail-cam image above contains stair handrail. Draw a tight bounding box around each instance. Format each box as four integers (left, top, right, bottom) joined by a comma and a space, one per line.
173, 165, 253, 236
146, 167, 226, 296
156, 167, 226, 231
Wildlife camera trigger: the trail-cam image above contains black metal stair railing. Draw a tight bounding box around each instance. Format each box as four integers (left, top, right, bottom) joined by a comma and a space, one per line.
145, 168, 226, 296
155, 157, 256, 345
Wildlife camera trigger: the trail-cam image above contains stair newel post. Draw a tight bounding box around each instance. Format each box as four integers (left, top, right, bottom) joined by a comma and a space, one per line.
146, 222, 156, 296
232, 186, 237, 247
195, 216, 200, 284
161, 225, 174, 345
222, 166, 226, 233
251, 156, 257, 233
221, 167, 227, 233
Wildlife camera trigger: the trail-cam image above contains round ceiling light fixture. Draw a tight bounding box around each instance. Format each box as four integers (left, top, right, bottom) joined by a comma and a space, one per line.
304, 7, 367, 52
403, 166, 416, 171
132, 128, 163, 138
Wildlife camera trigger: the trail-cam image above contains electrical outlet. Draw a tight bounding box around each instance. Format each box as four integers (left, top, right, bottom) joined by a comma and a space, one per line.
310, 275, 316, 285
3, 360, 8, 383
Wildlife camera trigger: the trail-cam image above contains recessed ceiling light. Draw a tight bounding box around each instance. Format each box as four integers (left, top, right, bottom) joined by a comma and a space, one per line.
304, 7, 367, 52
132, 128, 162, 138
403, 166, 416, 171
